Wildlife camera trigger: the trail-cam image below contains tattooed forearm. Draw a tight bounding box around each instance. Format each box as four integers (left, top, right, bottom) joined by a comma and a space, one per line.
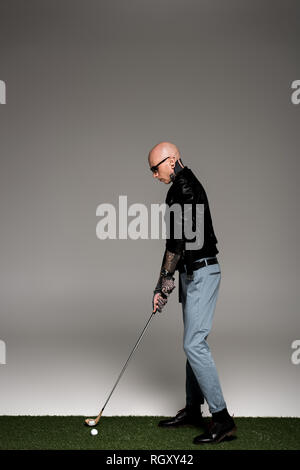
161, 250, 181, 274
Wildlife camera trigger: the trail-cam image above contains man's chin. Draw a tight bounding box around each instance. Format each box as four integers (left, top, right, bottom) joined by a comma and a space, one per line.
160, 179, 171, 184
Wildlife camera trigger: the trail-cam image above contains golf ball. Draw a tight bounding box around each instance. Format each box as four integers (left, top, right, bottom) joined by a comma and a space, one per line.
90, 428, 98, 436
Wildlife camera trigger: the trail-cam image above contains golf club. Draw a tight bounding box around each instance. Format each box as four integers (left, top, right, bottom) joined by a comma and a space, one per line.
85, 310, 156, 426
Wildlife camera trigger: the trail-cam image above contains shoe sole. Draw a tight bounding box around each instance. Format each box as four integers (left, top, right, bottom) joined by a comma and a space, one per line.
215, 425, 237, 444
193, 425, 237, 445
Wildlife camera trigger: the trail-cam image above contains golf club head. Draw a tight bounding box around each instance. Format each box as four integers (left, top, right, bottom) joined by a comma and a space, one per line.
85, 411, 103, 427
85, 418, 98, 427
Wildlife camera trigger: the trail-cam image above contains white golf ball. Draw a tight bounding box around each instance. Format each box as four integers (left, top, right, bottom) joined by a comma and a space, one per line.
90, 428, 98, 436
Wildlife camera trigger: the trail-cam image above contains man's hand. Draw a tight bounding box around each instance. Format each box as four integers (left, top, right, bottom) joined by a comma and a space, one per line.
152, 274, 176, 313
152, 291, 168, 313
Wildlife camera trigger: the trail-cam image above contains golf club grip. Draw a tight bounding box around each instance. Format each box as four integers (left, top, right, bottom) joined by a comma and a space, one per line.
102, 312, 155, 412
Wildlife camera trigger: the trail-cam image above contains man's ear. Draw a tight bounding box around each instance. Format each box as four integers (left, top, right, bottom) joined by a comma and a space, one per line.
169, 156, 176, 168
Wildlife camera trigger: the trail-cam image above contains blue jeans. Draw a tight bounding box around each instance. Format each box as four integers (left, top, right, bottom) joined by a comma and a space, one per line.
180, 257, 227, 414
185, 358, 204, 409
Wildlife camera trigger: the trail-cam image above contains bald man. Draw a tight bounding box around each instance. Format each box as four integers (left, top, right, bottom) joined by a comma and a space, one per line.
148, 142, 236, 444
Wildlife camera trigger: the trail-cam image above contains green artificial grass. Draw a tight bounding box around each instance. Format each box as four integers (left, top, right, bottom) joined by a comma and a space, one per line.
0, 416, 299, 450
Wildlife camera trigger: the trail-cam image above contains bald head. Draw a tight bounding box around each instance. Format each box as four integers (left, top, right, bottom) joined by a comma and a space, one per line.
148, 141, 180, 166
148, 141, 184, 184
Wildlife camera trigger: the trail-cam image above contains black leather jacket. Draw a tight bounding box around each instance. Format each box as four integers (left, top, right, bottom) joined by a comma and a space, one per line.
165, 166, 219, 276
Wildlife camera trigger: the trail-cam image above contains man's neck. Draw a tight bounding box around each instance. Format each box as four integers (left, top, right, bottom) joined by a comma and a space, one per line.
170, 158, 185, 182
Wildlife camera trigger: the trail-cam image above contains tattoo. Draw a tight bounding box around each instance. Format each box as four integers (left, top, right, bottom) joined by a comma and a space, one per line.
162, 250, 181, 274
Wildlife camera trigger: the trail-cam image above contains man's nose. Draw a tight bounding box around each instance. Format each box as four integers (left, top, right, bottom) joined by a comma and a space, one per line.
152, 172, 158, 179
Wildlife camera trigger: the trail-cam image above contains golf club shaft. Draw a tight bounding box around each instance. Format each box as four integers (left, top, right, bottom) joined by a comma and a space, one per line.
101, 311, 156, 413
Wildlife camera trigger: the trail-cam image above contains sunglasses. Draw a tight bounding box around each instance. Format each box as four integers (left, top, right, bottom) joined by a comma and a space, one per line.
150, 156, 170, 173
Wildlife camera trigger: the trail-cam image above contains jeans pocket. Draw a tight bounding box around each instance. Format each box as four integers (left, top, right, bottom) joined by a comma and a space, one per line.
209, 271, 221, 275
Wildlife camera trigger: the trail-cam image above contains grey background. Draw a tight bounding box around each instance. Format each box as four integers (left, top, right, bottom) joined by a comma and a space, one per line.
0, 0, 299, 417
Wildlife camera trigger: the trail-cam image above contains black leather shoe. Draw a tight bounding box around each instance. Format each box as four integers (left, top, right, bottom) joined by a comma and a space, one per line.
158, 407, 204, 428
193, 416, 237, 444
